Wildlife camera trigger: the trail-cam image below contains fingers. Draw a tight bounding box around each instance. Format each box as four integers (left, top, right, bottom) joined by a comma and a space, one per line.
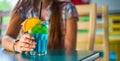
22, 38, 36, 46
24, 33, 35, 41
20, 42, 36, 48
20, 46, 33, 52
16, 42, 35, 53
20, 33, 36, 45
15, 33, 36, 53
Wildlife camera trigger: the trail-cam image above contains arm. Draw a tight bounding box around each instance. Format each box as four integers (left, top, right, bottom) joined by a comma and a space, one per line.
64, 17, 77, 50
2, 13, 23, 51
64, 3, 78, 50
2, 13, 36, 53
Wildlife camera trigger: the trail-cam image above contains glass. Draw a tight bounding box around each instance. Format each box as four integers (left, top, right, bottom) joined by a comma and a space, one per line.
29, 21, 49, 55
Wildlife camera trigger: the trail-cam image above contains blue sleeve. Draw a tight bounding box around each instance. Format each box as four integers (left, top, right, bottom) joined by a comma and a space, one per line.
63, 2, 78, 20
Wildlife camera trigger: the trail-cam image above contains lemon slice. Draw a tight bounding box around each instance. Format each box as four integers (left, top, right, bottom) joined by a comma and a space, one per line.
22, 17, 41, 32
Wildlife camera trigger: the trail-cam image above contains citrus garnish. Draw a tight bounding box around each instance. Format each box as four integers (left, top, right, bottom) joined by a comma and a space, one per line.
22, 17, 41, 32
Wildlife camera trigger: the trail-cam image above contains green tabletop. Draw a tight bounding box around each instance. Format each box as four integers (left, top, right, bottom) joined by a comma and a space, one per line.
0, 46, 102, 61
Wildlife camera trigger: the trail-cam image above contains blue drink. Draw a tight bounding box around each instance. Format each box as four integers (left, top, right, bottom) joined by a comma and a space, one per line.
30, 34, 48, 55
29, 21, 49, 55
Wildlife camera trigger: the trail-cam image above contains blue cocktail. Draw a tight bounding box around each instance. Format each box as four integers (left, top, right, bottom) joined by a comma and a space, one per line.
29, 21, 49, 55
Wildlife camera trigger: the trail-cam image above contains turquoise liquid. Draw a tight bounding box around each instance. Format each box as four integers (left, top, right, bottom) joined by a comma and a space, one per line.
30, 34, 48, 55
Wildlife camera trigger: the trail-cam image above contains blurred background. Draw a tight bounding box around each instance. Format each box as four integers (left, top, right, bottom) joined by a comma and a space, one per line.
0, 0, 120, 61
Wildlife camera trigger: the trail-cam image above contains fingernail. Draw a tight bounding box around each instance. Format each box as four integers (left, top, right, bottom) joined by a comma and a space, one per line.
33, 42, 36, 45
31, 49, 33, 51
33, 46, 36, 48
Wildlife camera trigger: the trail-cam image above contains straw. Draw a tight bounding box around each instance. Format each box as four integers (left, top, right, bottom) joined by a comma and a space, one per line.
39, 1, 42, 19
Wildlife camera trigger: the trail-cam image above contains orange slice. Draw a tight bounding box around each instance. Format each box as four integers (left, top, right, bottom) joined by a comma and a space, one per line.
22, 17, 41, 32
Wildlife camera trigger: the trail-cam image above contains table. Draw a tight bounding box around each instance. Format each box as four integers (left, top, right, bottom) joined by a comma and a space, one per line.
0, 46, 102, 61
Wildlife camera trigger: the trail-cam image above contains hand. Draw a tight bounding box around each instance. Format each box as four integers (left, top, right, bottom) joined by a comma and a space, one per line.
14, 33, 36, 53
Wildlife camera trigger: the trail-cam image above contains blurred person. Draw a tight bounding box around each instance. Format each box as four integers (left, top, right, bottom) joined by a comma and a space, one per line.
2, 0, 78, 53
